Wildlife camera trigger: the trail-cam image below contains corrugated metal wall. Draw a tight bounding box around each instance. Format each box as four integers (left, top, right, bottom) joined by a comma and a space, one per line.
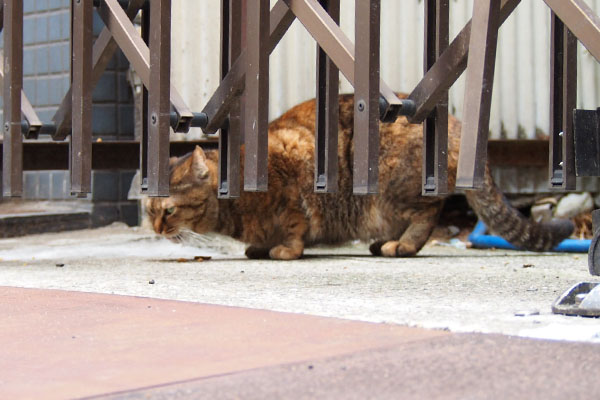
171, 0, 600, 141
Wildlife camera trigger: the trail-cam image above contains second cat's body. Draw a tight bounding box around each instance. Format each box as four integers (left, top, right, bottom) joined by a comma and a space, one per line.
146, 94, 573, 260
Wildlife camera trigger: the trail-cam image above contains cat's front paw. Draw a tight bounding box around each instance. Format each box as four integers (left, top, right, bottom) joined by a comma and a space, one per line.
269, 245, 303, 260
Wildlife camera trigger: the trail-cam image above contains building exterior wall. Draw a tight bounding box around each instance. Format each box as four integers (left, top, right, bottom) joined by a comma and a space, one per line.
171, 0, 600, 141
170, 0, 600, 192
0, 0, 135, 140
3, 1, 600, 199
0, 1, 137, 225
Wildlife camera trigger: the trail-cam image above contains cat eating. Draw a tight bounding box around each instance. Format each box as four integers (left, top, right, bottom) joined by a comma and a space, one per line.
145, 94, 574, 260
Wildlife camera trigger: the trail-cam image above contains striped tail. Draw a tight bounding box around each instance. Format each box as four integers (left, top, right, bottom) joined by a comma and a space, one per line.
465, 169, 574, 251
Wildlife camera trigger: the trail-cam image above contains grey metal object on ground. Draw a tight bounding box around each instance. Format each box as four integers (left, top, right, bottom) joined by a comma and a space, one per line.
552, 282, 600, 317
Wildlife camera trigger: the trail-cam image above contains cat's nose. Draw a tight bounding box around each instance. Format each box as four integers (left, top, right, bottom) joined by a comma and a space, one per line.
153, 220, 163, 234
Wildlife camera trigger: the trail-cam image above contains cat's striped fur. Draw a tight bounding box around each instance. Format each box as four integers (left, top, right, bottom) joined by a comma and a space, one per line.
146, 94, 573, 260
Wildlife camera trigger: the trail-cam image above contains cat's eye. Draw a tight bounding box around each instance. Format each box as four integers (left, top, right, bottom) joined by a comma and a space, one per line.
165, 207, 176, 215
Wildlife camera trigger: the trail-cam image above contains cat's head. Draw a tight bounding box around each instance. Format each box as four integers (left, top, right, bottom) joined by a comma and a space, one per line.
144, 146, 218, 239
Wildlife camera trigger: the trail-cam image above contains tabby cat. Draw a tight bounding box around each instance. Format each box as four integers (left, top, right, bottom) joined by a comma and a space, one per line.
146, 94, 574, 260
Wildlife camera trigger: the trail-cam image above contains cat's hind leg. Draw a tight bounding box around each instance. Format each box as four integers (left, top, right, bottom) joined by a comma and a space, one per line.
268, 210, 308, 260
245, 246, 271, 259
369, 219, 410, 256
369, 240, 387, 256
380, 205, 442, 257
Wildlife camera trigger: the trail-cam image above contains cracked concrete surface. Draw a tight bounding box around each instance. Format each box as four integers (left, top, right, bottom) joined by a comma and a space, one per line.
1, 222, 599, 342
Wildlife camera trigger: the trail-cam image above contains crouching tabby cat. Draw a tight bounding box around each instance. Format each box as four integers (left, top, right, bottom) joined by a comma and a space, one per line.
146, 94, 574, 260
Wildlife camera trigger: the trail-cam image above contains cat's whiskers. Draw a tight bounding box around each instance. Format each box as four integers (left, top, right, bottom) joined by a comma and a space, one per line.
166, 233, 183, 244
178, 228, 212, 247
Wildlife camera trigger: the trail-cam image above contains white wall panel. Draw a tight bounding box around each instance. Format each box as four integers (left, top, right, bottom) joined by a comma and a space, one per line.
170, 0, 600, 142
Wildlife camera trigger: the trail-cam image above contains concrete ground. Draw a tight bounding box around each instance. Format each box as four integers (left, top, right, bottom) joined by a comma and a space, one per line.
0, 222, 598, 340
2, 223, 600, 398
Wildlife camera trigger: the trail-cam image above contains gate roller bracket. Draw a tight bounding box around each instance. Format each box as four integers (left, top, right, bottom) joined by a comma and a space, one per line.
92, 0, 131, 7
380, 96, 416, 122
169, 112, 208, 133
18, 112, 208, 138
185, 100, 404, 132
20, 120, 58, 138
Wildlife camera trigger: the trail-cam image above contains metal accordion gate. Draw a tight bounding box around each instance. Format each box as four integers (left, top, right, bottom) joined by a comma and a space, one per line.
3, 0, 600, 269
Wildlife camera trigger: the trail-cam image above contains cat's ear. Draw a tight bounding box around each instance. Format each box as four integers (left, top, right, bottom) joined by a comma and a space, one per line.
191, 146, 210, 181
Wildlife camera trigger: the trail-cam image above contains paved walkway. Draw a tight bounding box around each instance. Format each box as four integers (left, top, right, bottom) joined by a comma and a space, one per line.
3, 286, 600, 400
1, 223, 600, 398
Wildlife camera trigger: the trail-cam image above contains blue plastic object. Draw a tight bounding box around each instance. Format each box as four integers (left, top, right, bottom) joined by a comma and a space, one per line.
468, 220, 590, 253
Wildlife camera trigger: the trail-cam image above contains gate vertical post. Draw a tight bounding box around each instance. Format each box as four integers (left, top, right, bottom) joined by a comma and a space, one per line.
140, 2, 149, 192
218, 0, 243, 199
353, 0, 380, 195
422, 0, 449, 196
146, 0, 171, 196
244, 0, 270, 192
71, 0, 93, 195
315, 0, 340, 193
456, 0, 501, 189
2, 0, 23, 197
549, 13, 577, 190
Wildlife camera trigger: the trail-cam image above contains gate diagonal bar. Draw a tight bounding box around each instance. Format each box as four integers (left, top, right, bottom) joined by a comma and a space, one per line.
283, 0, 407, 121
2, 0, 23, 197
203, 0, 409, 136
202, 0, 296, 135
408, 0, 521, 124
96, 0, 192, 133
0, 51, 42, 140
0, 1, 41, 140
52, 0, 147, 140
544, 0, 600, 64
422, 0, 449, 196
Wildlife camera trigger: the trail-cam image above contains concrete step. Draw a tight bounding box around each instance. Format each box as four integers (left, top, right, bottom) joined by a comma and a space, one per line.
0, 210, 91, 238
